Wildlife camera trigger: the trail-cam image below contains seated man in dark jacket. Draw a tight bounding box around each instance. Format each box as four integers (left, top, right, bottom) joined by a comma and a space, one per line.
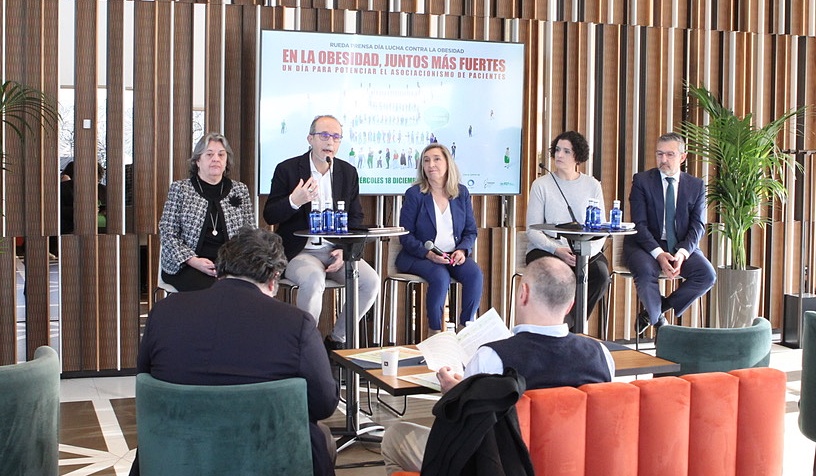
381, 257, 614, 475
131, 228, 340, 476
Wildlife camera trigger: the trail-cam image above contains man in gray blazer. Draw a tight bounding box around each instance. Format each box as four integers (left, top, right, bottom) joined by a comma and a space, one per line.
624, 132, 716, 335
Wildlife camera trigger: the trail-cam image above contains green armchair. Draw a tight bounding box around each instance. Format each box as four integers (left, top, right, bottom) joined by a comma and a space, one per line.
799, 311, 816, 473
655, 317, 771, 375
135, 374, 313, 475
0, 346, 60, 476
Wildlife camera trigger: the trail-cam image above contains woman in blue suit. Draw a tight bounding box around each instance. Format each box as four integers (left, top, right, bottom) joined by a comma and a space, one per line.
396, 143, 483, 334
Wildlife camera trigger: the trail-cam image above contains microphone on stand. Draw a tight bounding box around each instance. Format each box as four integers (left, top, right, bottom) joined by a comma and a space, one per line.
325, 156, 334, 205
539, 163, 584, 231
424, 241, 454, 264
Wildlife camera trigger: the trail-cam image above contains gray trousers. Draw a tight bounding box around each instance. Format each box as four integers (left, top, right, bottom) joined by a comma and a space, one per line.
284, 247, 380, 342
380, 421, 430, 475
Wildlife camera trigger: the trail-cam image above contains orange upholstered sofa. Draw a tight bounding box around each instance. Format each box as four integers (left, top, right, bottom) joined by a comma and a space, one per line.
394, 367, 786, 476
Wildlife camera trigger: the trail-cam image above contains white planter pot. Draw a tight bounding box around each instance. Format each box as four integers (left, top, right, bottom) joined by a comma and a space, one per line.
716, 266, 762, 328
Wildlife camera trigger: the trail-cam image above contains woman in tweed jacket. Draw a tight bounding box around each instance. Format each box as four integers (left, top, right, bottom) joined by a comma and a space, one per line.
159, 132, 255, 291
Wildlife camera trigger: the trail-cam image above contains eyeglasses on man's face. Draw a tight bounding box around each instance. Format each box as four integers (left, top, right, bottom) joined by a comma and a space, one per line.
311, 132, 343, 142
656, 151, 679, 158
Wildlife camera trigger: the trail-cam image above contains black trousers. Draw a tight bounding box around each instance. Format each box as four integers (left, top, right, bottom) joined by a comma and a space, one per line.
525, 248, 611, 330
161, 266, 216, 292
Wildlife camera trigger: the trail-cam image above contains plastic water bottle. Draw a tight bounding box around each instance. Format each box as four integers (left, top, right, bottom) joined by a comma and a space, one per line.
322, 200, 335, 233
610, 200, 622, 230
591, 200, 602, 230
309, 200, 322, 234
585, 200, 594, 230
335, 200, 348, 234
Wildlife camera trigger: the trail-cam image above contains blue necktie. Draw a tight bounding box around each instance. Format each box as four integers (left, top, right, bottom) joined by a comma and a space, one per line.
665, 177, 677, 252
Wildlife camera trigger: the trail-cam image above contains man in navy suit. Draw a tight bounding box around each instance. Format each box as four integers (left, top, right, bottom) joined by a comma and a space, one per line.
624, 132, 716, 335
263, 115, 380, 350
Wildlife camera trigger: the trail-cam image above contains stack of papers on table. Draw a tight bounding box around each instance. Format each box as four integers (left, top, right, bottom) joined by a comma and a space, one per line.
346, 347, 424, 369
397, 308, 512, 391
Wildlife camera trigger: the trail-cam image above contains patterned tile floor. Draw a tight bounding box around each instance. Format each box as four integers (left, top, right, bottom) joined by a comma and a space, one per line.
58, 343, 813, 475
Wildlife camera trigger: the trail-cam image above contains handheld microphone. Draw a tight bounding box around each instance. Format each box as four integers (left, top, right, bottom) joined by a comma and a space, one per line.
538, 164, 584, 230
424, 241, 454, 264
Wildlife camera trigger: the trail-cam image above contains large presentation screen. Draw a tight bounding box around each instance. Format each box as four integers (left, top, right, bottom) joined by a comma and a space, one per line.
259, 30, 525, 195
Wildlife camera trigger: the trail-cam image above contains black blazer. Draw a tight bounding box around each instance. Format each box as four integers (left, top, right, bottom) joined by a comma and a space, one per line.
263, 151, 364, 260
421, 369, 533, 476
137, 278, 340, 476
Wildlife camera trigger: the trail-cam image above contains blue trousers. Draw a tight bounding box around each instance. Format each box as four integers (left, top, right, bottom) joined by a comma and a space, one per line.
625, 244, 716, 324
399, 257, 483, 330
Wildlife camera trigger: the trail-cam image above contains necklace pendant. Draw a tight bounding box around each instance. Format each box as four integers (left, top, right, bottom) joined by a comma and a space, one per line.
212, 229, 218, 236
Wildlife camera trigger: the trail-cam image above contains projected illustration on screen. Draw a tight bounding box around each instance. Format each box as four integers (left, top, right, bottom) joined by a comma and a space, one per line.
259, 31, 525, 196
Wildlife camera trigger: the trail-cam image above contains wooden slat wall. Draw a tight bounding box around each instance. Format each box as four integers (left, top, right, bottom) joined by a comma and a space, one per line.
205, 3, 224, 132
172, 3, 193, 181
134, 1, 157, 236
3, 0, 27, 366
107, 0, 125, 235
60, 236, 84, 371
2, 0, 816, 369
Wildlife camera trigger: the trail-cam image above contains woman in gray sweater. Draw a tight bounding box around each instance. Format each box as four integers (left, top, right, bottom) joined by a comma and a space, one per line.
525, 131, 610, 329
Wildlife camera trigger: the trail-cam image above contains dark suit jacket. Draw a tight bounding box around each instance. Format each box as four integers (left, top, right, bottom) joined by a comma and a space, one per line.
137, 278, 340, 476
421, 369, 534, 476
263, 151, 363, 260
624, 168, 706, 256
396, 184, 478, 270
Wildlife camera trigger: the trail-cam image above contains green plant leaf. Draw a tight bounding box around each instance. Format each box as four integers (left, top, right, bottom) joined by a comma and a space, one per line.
678, 83, 806, 270
0, 80, 61, 249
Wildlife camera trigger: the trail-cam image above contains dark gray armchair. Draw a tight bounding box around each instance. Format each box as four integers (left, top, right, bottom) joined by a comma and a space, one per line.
799, 311, 816, 473
0, 346, 60, 476
135, 374, 313, 475
655, 317, 771, 375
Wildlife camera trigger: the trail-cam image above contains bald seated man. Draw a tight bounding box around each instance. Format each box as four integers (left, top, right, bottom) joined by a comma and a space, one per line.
380, 256, 615, 475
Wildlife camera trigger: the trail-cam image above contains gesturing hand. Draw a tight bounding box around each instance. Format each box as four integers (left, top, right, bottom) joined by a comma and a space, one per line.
291, 177, 320, 207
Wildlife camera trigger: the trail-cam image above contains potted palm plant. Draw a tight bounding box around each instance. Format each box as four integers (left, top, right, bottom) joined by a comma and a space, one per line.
679, 83, 805, 327
1, 80, 60, 250
1, 80, 59, 161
